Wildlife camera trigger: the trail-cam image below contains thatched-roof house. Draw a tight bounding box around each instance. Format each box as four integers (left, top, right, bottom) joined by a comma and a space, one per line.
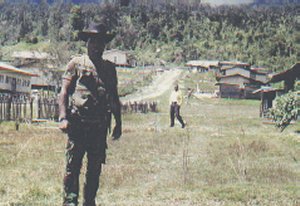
219, 61, 250, 70
186, 60, 219, 72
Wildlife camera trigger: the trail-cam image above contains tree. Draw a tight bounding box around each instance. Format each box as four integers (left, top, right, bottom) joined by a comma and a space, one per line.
70, 5, 84, 31
48, 2, 64, 41
69, 5, 84, 40
37, 0, 49, 36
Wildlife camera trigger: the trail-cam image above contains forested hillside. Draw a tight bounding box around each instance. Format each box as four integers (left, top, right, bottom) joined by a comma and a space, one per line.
0, 0, 298, 71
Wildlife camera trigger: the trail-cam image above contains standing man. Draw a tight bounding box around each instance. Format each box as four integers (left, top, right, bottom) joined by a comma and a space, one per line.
58, 22, 122, 206
169, 84, 185, 128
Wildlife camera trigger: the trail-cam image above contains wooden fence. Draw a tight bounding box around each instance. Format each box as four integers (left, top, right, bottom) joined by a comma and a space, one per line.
121, 101, 158, 113
0, 95, 158, 122
36, 98, 59, 120
0, 95, 59, 122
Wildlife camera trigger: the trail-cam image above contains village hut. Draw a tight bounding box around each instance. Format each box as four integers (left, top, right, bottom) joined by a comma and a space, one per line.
12, 51, 54, 68
216, 61, 268, 99
0, 62, 37, 95
253, 87, 283, 117
253, 62, 299, 117
0, 62, 38, 121
103, 49, 134, 67
216, 73, 266, 99
12, 51, 60, 92
186, 60, 219, 73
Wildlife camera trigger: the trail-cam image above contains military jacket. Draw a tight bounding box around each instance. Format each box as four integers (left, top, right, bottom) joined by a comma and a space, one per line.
63, 55, 117, 119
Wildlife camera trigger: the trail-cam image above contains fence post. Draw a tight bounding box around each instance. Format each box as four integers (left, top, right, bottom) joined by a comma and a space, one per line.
38, 98, 41, 119
15, 118, 20, 131
30, 99, 33, 121
5, 95, 12, 121
0, 101, 2, 120
23, 100, 27, 119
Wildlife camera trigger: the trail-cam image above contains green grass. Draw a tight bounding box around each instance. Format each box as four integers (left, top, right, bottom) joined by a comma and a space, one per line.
183, 71, 218, 93
0, 72, 299, 206
117, 68, 154, 97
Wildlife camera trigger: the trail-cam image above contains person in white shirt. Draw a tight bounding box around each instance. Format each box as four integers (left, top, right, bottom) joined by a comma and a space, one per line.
169, 84, 185, 128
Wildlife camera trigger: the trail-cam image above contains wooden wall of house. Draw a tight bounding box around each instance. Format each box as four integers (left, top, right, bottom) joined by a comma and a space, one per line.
254, 73, 267, 83
219, 84, 261, 99
219, 84, 242, 99
225, 68, 250, 77
260, 91, 276, 117
244, 86, 261, 99
218, 76, 250, 85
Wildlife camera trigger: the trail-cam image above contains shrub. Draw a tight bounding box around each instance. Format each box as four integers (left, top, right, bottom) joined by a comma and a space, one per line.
269, 90, 298, 132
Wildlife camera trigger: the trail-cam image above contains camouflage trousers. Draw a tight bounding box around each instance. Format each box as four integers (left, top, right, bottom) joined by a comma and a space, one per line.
63, 119, 108, 206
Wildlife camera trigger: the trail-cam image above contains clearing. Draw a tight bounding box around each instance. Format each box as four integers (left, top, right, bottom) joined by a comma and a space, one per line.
121, 69, 182, 102
0, 69, 299, 206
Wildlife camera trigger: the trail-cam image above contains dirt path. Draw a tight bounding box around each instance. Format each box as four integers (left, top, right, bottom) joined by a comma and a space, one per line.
121, 69, 183, 102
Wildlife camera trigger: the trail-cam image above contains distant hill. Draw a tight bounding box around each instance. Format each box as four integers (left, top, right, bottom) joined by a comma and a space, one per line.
204, 0, 299, 6
203, 0, 254, 5
1, 0, 298, 72
7, 0, 100, 3
5, 0, 299, 5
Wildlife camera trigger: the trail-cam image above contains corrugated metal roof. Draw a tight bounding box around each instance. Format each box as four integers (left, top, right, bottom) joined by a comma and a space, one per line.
186, 60, 219, 68
0, 62, 38, 77
252, 86, 280, 94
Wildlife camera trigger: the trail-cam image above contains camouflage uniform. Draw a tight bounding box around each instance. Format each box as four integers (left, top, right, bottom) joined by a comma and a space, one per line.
62, 55, 117, 206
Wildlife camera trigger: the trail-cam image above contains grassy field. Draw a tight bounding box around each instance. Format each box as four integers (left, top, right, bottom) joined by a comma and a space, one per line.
0, 71, 299, 206
117, 68, 154, 97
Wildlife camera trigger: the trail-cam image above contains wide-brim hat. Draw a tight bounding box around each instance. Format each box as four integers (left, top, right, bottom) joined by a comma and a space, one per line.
78, 22, 115, 43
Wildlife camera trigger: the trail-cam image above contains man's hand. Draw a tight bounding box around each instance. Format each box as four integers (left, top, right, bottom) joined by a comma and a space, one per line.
112, 124, 122, 140
59, 119, 69, 133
